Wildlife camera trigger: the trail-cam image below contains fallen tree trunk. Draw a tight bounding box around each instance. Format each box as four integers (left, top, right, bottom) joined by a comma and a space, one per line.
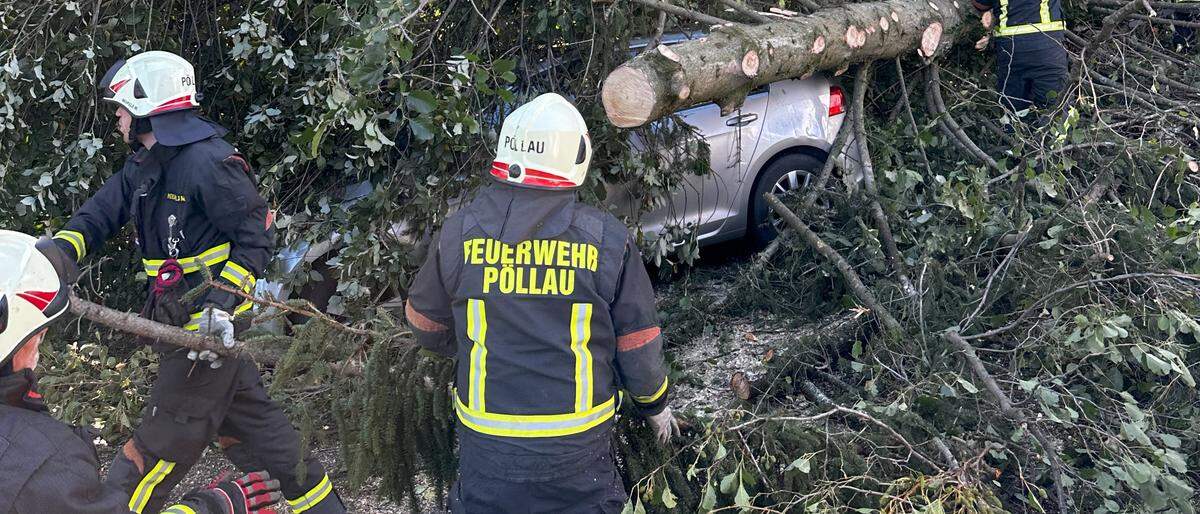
602, 0, 977, 127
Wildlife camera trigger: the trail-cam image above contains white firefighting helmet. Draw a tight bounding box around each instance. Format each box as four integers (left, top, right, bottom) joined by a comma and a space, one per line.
100, 51, 199, 118
490, 93, 592, 189
0, 231, 70, 367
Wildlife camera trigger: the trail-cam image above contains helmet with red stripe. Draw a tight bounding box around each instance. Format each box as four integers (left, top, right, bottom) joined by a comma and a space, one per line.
491, 93, 592, 190
0, 231, 70, 367
100, 51, 199, 118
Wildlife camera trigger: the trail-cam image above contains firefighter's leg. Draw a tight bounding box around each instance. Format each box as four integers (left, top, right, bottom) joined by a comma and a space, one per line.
1027, 48, 1070, 115
449, 457, 625, 514
106, 348, 240, 513
452, 434, 626, 514
994, 45, 1033, 117
216, 358, 345, 514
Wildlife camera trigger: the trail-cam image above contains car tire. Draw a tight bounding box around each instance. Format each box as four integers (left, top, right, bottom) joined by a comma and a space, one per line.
747, 153, 824, 248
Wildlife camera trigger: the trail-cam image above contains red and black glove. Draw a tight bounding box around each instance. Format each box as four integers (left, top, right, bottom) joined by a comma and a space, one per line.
177, 471, 282, 514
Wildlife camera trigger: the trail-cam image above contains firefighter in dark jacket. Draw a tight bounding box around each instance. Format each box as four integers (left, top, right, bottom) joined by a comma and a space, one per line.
47, 51, 344, 514
0, 230, 282, 514
974, 0, 1069, 123
405, 93, 681, 513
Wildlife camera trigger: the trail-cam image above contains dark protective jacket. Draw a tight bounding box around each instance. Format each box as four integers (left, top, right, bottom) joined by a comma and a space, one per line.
0, 370, 217, 513
976, 0, 1066, 52
53, 124, 272, 327
406, 182, 669, 460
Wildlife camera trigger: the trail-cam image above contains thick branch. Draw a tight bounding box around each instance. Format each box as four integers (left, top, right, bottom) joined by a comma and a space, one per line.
627, 0, 732, 26
603, 0, 976, 126
765, 193, 903, 334
944, 331, 1068, 512
720, 0, 771, 23
67, 293, 367, 377
68, 292, 273, 362
852, 62, 915, 296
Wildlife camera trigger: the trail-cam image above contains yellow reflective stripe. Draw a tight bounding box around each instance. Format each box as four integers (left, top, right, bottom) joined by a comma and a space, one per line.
1040, 0, 1051, 23
233, 299, 254, 316
288, 474, 334, 513
998, 0, 1009, 31
183, 311, 204, 332
144, 243, 231, 276
634, 377, 670, 404
455, 394, 617, 438
220, 261, 256, 291
571, 303, 594, 413
53, 230, 86, 259
995, 20, 1065, 36
467, 299, 488, 411
162, 506, 196, 514
127, 459, 175, 513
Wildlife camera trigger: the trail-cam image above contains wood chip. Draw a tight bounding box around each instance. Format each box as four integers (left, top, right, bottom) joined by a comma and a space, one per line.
657, 45, 680, 63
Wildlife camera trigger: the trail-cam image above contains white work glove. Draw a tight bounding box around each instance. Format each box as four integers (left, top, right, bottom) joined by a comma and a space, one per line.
646, 407, 682, 445
191, 306, 235, 369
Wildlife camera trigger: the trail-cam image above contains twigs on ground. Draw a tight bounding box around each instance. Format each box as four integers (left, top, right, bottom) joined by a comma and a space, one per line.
943, 331, 1069, 513
765, 192, 903, 334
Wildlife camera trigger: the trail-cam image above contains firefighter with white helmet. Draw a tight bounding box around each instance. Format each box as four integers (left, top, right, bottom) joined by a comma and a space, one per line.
0, 230, 282, 514
406, 93, 680, 513
45, 51, 345, 513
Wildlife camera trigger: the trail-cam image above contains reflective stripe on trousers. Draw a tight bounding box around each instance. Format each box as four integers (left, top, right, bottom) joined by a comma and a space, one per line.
288, 474, 335, 513
128, 459, 176, 513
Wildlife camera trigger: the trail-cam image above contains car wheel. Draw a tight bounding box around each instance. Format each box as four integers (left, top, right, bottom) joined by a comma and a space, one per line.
747, 153, 824, 248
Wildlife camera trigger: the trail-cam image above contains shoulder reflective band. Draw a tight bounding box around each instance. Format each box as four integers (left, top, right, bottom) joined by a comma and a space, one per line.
467, 299, 488, 412
456, 394, 617, 438
220, 261, 257, 292
161, 506, 197, 514
288, 474, 335, 513
995, 0, 1064, 36
53, 230, 87, 260
128, 459, 176, 513
634, 377, 670, 404
143, 242, 232, 277
571, 303, 594, 413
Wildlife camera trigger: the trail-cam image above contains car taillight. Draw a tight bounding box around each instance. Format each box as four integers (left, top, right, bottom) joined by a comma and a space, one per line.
828, 86, 845, 117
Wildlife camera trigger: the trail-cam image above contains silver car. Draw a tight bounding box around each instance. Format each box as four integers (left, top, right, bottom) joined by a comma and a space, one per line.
609, 33, 851, 249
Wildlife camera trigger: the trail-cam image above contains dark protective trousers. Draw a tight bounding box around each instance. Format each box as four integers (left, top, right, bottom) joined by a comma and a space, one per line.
106, 347, 343, 514
995, 42, 1069, 120
448, 433, 627, 514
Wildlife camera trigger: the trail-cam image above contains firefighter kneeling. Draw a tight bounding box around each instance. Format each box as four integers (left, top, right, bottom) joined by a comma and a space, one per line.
0, 230, 281, 514
406, 93, 681, 513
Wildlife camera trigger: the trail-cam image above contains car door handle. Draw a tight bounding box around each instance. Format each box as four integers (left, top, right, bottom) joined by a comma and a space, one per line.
724, 113, 759, 127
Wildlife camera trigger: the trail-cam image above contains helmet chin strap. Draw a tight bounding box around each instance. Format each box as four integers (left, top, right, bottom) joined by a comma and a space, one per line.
127, 117, 153, 147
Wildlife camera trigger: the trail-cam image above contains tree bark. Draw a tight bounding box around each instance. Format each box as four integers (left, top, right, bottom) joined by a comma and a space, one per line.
68, 293, 366, 376
602, 0, 977, 127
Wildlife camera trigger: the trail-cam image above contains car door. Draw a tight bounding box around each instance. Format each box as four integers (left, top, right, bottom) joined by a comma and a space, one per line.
611, 88, 769, 241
